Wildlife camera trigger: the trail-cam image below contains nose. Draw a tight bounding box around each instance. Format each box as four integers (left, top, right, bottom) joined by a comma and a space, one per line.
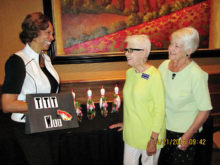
125, 51, 130, 57
50, 34, 54, 41
168, 45, 173, 51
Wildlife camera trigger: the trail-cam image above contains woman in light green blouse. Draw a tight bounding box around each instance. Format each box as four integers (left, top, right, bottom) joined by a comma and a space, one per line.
158, 27, 212, 165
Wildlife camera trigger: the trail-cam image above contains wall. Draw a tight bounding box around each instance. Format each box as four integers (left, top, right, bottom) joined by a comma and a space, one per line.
0, 0, 43, 84
0, 0, 220, 85
209, 0, 220, 48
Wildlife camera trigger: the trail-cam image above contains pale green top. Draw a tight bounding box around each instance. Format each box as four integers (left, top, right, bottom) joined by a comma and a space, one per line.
158, 60, 212, 133
123, 66, 166, 150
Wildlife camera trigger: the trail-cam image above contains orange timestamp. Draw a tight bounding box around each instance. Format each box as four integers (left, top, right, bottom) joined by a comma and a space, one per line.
153, 138, 206, 145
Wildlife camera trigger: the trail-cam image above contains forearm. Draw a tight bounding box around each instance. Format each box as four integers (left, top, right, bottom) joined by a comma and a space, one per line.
2, 94, 28, 113
178, 111, 210, 150
183, 110, 210, 139
3, 101, 28, 113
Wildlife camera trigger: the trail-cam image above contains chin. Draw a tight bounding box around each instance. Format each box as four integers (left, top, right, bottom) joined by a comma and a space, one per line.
169, 55, 175, 60
43, 45, 50, 51
127, 61, 133, 67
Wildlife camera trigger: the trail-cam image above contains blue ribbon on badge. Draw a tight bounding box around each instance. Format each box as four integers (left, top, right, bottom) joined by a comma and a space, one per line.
141, 73, 150, 80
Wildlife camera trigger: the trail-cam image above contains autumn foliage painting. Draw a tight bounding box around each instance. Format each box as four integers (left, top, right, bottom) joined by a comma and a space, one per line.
59, 0, 209, 55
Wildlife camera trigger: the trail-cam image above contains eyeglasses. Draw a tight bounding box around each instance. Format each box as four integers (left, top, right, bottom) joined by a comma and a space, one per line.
124, 48, 144, 53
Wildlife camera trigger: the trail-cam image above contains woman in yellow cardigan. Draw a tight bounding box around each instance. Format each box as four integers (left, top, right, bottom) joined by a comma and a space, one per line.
110, 34, 166, 165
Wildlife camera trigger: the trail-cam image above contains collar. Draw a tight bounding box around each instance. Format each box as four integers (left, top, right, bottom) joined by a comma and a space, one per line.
22, 44, 40, 63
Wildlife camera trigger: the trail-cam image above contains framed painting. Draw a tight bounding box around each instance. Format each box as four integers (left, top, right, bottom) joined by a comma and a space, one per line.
43, 0, 220, 64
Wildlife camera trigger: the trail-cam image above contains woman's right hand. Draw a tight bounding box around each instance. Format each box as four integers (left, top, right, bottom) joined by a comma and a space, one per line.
109, 122, 123, 132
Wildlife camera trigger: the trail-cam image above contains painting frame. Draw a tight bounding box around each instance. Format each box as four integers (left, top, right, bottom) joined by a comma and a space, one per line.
43, 0, 220, 64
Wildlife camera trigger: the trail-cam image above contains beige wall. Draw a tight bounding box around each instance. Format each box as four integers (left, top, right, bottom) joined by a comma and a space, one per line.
0, 0, 220, 85
209, 0, 220, 48
0, 0, 43, 84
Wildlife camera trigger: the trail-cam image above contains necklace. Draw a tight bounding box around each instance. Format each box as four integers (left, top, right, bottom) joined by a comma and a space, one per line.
39, 52, 45, 68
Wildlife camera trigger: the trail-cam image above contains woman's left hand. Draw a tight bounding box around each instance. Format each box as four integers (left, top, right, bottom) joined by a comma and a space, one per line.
146, 139, 157, 156
178, 135, 191, 151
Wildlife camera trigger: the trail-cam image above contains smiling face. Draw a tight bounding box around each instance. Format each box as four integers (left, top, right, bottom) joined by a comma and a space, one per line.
168, 39, 187, 62
31, 22, 54, 53
125, 42, 147, 67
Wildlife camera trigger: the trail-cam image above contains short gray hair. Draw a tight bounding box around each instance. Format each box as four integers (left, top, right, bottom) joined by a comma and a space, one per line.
170, 27, 199, 53
125, 35, 151, 55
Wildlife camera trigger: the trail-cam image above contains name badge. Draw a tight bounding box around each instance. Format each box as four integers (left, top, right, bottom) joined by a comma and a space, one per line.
141, 73, 150, 80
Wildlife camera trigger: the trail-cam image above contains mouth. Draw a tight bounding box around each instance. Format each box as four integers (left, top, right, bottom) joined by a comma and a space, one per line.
44, 41, 51, 45
169, 52, 175, 56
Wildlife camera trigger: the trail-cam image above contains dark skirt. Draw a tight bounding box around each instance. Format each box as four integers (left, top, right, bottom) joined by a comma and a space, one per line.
158, 129, 199, 165
10, 121, 60, 165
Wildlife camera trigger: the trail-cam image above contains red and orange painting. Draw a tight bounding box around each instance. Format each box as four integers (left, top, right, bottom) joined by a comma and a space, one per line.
57, 0, 209, 55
